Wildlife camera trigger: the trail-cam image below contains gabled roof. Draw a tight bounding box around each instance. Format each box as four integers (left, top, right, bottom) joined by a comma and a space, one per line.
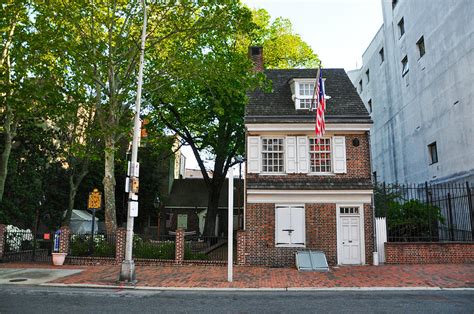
246, 68, 371, 124
165, 178, 244, 208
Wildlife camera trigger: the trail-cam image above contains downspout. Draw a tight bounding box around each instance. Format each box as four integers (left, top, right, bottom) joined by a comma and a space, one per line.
367, 130, 379, 265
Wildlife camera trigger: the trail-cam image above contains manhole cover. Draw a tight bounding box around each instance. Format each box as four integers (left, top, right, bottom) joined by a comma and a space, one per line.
9, 278, 28, 282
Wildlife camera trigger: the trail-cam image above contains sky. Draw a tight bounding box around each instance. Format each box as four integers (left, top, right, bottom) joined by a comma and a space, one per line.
182, 0, 383, 169
242, 0, 383, 70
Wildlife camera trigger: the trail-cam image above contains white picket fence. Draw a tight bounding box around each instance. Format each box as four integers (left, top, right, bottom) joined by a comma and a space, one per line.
375, 217, 387, 264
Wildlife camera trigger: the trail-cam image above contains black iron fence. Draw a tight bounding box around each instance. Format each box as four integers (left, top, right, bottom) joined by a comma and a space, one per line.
69, 233, 116, 257
3, 230, 53, 263
375, 182, 474, 242
185, 235, 229, 261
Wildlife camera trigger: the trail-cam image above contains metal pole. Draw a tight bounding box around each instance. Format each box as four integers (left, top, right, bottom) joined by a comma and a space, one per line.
120, 0, 147, 283
89, 208, 96, 255
227, 167, 234, 282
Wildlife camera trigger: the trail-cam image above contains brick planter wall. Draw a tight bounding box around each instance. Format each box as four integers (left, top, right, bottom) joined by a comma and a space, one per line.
175, 228, 185, 265
385, 242, 474, 264
59, 226, 70, 254
66, 256, 117, 266
115, 228, 127, 263
244, 203, 373, 267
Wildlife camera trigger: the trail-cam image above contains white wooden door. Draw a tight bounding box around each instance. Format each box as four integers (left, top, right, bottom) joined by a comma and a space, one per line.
340, 215, 361, 264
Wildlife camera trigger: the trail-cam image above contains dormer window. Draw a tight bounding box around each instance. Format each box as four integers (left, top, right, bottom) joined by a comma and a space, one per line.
290, 78, 325, 110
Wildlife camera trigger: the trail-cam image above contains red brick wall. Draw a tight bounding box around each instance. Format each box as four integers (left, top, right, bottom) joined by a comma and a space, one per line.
385, 242, 474, 264
246, 134, 371, 184
175, 228, 185, 264
244, 202, 373, 267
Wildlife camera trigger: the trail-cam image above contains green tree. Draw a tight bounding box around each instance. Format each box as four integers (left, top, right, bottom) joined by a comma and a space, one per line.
244, 8, 319, 69
147, 7, 319, 236
43, 0, 252, 233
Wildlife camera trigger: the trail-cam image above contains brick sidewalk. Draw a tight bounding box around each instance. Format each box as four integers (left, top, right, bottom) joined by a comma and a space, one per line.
1, 263, 473, 288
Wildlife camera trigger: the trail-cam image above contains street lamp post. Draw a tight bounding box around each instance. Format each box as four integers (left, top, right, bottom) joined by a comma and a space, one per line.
119, 0, 147, 283
154, 195, 161, 238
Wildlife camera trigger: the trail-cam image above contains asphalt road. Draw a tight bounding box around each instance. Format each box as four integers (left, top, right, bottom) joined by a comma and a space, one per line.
0, 286, 473, 314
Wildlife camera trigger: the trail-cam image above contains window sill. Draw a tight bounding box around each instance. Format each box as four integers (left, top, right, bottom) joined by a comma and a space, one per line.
275, 244, 305, 248
307, 173, 335, 176
260, 173, 288, 176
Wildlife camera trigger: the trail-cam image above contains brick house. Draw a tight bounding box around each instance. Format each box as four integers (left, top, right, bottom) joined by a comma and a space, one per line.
242, 47, 374, 267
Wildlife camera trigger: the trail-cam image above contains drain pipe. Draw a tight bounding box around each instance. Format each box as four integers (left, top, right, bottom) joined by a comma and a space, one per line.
367, 131, 379, 266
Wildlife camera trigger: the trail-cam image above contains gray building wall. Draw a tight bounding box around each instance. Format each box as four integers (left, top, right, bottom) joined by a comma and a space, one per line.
349, 0, 474, 185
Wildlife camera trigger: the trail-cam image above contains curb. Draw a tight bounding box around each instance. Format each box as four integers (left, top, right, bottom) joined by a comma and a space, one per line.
39, 283, 474, 292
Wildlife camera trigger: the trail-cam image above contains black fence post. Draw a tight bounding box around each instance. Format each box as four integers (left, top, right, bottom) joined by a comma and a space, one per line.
447, 192, 454, 241
424, 182, 433, 241
467, 182, 474, 241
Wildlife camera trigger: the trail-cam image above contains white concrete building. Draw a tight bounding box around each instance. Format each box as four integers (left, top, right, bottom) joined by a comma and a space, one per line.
348, 0, 474, 185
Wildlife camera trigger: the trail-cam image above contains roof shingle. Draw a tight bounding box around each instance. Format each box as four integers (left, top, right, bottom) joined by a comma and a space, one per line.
246, 68, 371, 124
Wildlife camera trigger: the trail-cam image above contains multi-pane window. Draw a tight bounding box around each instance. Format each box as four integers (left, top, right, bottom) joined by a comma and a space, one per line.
298, 82, 315, 109
309, 138, 332, 173
417, 36, 425, 58
262, 138, 284, 173
340, 207, 359, 214
398, 18, 405, 38
401, 56, 409, 76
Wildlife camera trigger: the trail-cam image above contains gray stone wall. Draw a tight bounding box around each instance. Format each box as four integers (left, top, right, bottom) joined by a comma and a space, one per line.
349, 0, 474, 185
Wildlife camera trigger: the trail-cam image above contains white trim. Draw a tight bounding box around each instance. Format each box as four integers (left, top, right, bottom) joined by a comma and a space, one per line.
336, 204, 366, 265
246, 123, 371, 132
247, 193, 372, 204
247, 189, 373, 195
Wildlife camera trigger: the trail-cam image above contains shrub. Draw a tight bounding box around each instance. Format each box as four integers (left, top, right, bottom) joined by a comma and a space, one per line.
133, 241, 175, 259
69, 234, 116, 257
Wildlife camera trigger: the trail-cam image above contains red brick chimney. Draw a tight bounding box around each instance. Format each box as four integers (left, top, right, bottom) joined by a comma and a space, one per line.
248, 46, 264, 72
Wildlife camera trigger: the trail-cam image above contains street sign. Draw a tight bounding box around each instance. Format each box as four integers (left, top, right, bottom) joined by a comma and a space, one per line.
88, 188, 102, 210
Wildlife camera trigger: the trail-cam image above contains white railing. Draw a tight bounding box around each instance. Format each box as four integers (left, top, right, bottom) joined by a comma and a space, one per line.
375, 217, 387, 264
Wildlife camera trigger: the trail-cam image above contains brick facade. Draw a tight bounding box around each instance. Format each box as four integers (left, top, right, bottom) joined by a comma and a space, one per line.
246, 134, 372, 188
242, 203, 373, 267
385, 242, 474, 264
237, 230, 247, 266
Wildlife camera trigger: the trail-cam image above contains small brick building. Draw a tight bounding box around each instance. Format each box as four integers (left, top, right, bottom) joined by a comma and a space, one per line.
241, 47, 374, 267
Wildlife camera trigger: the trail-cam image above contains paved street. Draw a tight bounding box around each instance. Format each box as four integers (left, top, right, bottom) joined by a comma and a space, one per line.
0, 286, 473, 313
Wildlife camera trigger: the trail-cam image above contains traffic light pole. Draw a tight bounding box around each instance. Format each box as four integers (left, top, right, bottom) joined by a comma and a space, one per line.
119, 0, 147, 283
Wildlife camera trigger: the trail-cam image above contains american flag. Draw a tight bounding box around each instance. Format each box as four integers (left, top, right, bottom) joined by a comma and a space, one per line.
313, 67, 326, 138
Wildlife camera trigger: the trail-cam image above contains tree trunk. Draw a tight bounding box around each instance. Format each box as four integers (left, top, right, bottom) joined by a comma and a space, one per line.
0, 111, 17, 202
63, 160, 89, 226
203, 183, 222, 237
103, 135, 117, 233
64, 176, 77, 227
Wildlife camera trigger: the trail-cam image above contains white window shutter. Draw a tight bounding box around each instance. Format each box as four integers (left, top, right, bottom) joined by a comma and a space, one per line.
290, 206, 305, 245
297, 136, 309, 173
333, 136, 347, 173
285, 136, 297, 173
275, 206, 291, 245
247, 136, 261, 173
